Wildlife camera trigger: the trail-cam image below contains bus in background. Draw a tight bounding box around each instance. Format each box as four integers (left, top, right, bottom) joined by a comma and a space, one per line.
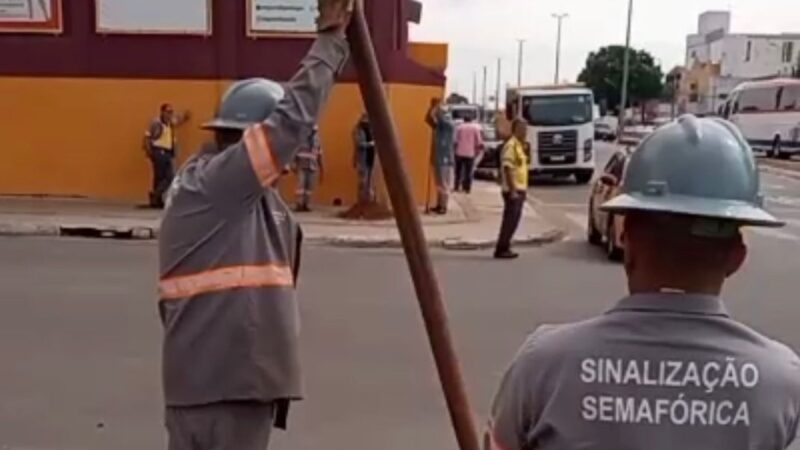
723, 79, 800, 159
507, 84, 596, 184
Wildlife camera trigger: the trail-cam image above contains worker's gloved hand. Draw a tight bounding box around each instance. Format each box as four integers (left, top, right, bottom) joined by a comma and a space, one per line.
317, 0, 355, 34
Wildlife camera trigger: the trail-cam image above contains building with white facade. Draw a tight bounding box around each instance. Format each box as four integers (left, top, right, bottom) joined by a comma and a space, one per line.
681, 11, 800, 114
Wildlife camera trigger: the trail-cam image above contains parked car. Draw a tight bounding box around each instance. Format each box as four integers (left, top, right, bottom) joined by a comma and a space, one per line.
587, 148, 631, 261
475, 125, 504, 180
594, 121, 616, 141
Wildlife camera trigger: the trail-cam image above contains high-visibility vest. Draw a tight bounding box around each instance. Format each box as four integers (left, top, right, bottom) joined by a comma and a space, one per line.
152, 122, 174, 150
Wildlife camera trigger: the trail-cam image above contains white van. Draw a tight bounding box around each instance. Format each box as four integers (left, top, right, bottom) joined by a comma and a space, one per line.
723, 79, 800, 159
507, 85, 596, 184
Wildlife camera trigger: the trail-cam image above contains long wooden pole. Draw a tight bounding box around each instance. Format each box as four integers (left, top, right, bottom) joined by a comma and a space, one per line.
346, 4, 481, 450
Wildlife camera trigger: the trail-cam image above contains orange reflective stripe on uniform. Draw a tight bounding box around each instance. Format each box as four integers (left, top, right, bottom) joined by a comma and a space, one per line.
244, 124, 279, 187
159, 264, 294, 300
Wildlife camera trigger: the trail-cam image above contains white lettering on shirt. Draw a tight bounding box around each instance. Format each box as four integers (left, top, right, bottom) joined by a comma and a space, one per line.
578, 357, 758, 427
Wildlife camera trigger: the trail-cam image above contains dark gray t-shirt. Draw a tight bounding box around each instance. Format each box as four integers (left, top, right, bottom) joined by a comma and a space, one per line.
490, 294, 800, 450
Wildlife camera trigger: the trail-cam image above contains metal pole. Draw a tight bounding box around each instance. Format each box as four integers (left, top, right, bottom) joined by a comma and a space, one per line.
472, 72, 478, 105
495, 58, 502, 114
517, 39, 526, 87
552, 13, 568, 84
619, 0, 633, 134
482, 65, 488, 121
346, 4, 481, 450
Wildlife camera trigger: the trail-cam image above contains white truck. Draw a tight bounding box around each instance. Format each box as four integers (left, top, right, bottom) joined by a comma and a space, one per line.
506, 84, 597, 184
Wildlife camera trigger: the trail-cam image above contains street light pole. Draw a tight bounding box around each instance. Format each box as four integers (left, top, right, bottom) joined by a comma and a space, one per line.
482, 65, 488, 120
517, 39, 526, 87
619, 0, 633, 131
552, 13, 569, 84
472, 72, 478, 104
495, 58, 502, 114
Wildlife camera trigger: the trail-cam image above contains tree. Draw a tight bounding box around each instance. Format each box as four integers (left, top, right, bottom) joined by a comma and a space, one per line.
446, 92, 470, 105
578, 45, 665, 115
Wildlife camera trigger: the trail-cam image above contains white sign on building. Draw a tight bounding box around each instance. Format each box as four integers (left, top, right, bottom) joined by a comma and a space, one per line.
0, 0, 61, 33
95, 0, 212, 35
248, 0, 318, 36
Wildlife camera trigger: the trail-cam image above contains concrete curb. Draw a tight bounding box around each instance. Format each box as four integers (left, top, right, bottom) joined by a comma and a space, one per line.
0, 221, 566, 251
305, 227, 566, 251
0, 222, 158, 240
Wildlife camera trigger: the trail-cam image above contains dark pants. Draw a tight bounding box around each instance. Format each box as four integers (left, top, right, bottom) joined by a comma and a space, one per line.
150, 148, 175, 207
454, 156, 475, 193
166, 401, 275, 450
496, 191, 527, 253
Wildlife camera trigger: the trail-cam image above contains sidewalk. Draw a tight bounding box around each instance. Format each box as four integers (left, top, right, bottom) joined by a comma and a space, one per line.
0, 182, 564, 250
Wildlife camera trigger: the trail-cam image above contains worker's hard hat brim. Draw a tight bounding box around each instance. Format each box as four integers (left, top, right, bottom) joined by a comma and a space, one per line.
201, 119, 251, 131
601, 193, 785, 228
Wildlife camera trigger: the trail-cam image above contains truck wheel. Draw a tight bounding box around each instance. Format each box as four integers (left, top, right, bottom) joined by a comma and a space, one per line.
774, 138, 790, 160
575, 171, 594, 185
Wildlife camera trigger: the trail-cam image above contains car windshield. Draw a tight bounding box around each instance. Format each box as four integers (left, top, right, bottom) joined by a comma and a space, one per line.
522, 94, 593, 126
450, 108, 479, 122
482, 127, 497, 140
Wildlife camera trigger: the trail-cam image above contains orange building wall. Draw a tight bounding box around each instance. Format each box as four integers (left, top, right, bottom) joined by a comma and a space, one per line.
0, 77, 444, 206
408, 42, 449, 72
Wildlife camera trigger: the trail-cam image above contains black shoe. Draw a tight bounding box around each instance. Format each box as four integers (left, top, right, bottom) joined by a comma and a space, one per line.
494, 250, 519, 260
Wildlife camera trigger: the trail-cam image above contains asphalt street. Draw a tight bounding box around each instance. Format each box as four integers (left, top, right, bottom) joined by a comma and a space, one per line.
2, 143, 800, 450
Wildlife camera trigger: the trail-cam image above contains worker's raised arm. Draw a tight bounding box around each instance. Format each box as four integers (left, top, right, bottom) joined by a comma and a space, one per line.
179, 1, 353, 208
263, 30, 350, 169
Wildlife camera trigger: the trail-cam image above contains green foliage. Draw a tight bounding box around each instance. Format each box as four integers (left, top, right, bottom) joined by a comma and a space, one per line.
578, 45, 665, 113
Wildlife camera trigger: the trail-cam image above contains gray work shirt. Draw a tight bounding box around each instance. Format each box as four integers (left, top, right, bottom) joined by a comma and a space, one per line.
158, 33, 349, 407
490, 293, 800, 450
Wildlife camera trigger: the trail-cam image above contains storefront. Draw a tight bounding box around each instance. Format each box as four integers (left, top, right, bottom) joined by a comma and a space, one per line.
0, 0, 447, 206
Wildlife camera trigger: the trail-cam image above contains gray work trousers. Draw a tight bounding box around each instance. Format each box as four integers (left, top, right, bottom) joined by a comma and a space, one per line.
357, 165, 375, 203
166, 402, 275, 450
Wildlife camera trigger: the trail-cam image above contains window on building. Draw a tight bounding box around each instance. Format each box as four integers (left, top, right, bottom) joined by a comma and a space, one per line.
780, 85, 800, 111
745, 41, 753, 62
738, 87, 781, 112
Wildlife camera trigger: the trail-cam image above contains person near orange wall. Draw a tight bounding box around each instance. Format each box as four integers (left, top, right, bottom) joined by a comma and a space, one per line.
425, 98, 455, 214
293, 125, 324, 212
143, 103, 190, 208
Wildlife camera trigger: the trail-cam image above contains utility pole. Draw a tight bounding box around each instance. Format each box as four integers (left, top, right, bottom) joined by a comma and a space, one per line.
482, 65, 488, 121
619, 0, 634, 133
516, 39, 526, 87
552, 13, 569, 84
495, 58, 502, 114
472, 72, 478, 104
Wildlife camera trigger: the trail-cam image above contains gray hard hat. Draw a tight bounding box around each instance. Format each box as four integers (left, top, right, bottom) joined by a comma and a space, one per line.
203, 78, 285, 131
601, 114, 783, 228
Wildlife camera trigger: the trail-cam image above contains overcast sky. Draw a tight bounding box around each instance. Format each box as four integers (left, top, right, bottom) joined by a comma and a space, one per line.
409, 0, 800, 99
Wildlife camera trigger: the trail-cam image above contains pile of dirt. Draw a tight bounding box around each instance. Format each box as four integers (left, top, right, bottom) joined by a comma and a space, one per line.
338, 201, 393, 221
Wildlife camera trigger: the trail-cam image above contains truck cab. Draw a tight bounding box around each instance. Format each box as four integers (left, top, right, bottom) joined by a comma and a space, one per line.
507, 85, 597, 184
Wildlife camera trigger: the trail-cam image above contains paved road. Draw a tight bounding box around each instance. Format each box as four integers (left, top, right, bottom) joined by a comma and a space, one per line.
2, 144, 800, 450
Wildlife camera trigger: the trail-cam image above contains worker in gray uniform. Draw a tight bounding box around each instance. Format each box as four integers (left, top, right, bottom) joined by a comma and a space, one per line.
488, 115, 800, 450
157, 1, 352, 449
